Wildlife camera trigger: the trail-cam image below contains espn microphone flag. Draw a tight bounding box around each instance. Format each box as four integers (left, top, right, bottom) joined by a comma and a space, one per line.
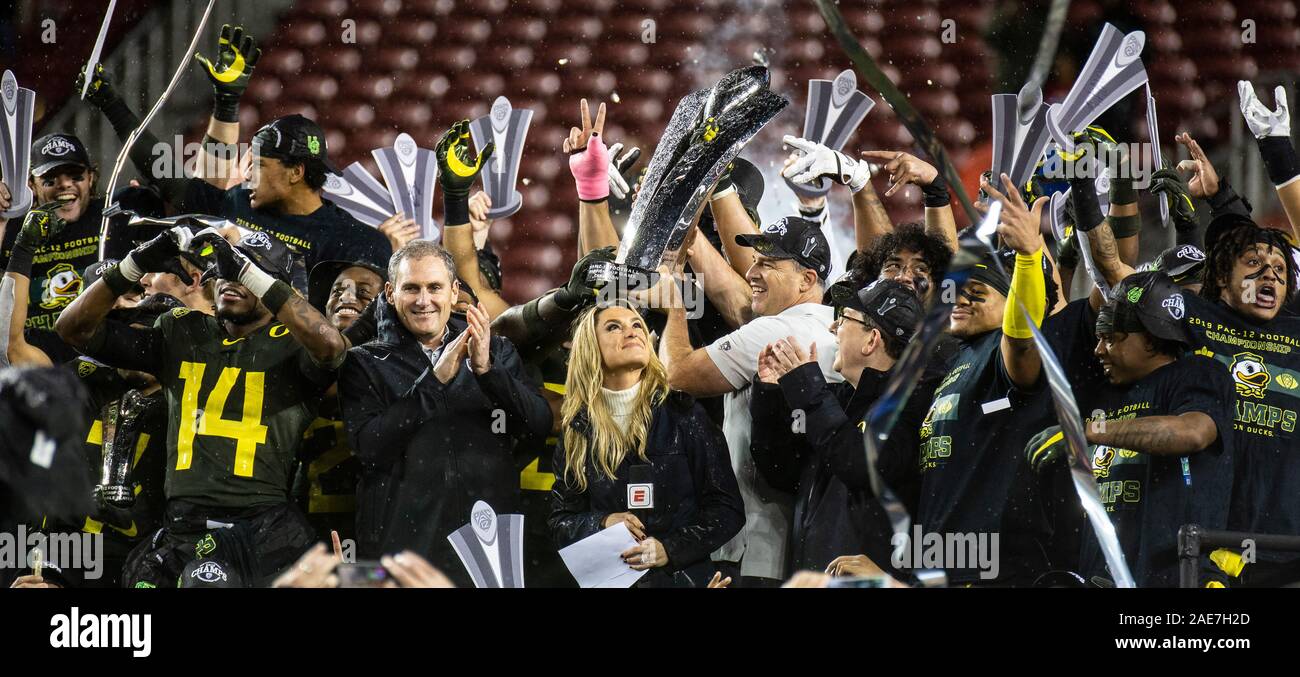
0, 70, 35, 218
470, 96, 533, 219
785, 69, 875, 199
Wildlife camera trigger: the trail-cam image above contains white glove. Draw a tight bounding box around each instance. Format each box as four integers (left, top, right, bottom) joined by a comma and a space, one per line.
782, 135, 872, 192
607, 142, 640, 200
1238, 81, 1290, 139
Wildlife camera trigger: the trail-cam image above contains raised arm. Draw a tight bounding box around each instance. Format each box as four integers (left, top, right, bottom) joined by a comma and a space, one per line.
566, 99, 621, 255
982, 173, 1049, 390
191, 24, 262, 188
861, 150, 958, 250
709, 163, 760, 278
1239, 81, 1300, 243
2, 204, 64, 366
190, 231, 346, 365
685, 230, 753, 329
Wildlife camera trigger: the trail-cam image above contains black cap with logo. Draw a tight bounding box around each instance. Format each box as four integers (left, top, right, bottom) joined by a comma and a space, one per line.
841, 278, 922, 343
251, 114, 339, 174
735, 216, 832, 279
31, 133, 92, 177
1096, 271, 1193, 347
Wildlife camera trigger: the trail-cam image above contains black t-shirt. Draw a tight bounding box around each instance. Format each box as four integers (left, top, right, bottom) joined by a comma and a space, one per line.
915, 329, 1056, 584
1077, 357, 1235, 587
0, 198, 126, 333
1042, 297, 1109, 415
176, 181, 392, 290
1182, 295, 1300, 548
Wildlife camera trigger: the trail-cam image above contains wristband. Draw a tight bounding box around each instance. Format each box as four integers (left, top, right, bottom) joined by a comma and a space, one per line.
239, 261, 278, 298
1109, 214, 1141, 239
798, 202, 826, 219
443, 193, 470, 226
118, 253, 145, 282
5, 242, 33, 278
1207, 178, 1252, 215
212, 93, 241, 124
260, 280, 296, 315
1069, 179, 1104, 232
1256, 136, 1300, 188
710, 184, 737, 201
921, 173, 950, 207
101, 264, 137, 297
1108, 175, 1137, 205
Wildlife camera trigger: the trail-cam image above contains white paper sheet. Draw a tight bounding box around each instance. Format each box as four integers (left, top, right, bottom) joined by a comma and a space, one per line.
557, 522, 647, 589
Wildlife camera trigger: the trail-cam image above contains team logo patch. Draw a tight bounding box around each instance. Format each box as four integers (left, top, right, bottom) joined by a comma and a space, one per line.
38, 263, 82, 310
1161, 293, 1185, 319
133, 581, 156, 589
307, 135, 322, 155
1125, 287, 1143, 303
1176, 245, 1205, 262
241, 231, 274, 250
1277, 373, 1298, 390
1092, 446, 1116, 479
190, 561, 228, 584
171, 308, 191, 318
76, 361, 97, 378
195, 533, 217, 558
764, 220, 788, 237
1230, 352, 1271, 399
41, 136, 76, 157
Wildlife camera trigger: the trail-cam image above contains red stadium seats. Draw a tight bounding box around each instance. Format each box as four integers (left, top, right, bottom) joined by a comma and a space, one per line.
386, 20, 437, 46
282, 74, 339, 103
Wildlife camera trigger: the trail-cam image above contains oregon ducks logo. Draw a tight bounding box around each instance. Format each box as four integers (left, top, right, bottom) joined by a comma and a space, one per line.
76, 360, 97, 378
39, 263, 83, 310
1092, 446, 1115, 479
1230, 352, 1271, 399
269, 324, 290, 338
195, 533, 217, 558
171, 308, 191, 319
307, 135, 321, 156
1278, 373, 1298, 390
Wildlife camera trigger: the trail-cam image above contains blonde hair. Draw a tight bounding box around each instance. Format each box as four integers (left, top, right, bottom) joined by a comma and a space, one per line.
561, 302, 669, 492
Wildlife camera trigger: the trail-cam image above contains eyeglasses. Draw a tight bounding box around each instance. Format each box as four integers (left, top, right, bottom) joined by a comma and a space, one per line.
831, 306, 870, 332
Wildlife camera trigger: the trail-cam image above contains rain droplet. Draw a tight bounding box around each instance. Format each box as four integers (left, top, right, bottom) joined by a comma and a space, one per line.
611, 91, 622, 103
558, 58, 570, 66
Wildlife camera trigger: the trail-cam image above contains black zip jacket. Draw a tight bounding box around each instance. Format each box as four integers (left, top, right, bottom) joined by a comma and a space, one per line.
550, 391, 743, 587
338, 295, 552, 585
749, 363, 933, 576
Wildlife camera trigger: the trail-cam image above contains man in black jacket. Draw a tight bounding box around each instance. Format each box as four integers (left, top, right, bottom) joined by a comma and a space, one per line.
750, 279, 929, 576
338, 240, 552, 586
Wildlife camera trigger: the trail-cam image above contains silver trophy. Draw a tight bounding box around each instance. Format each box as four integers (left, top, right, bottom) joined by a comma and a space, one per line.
447, 500, 526, 588
1045, 24, 1148, 152
372, 133, 439, 240
97, 389, 156, 509
0, 70, 35, 218
470, 96, 532, 219
785, 69, 875, 199
592, 66, 788, 286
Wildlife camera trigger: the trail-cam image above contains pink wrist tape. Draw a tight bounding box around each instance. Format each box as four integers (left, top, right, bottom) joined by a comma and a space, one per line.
569, 133, 610, 201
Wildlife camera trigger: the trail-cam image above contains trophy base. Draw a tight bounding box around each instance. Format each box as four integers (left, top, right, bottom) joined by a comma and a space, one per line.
98, 485, 135, 509
785, 176, 832, 199
485, 191, 524, 220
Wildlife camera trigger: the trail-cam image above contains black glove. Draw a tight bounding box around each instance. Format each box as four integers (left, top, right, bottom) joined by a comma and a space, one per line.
193, 24, 262, 123
15, 200, 68, 252
1024, 425, 1067, 474
437, 120, 494, 200
1061, 134, 1104, 232
128, 230, 185, 275
1149, 166, 1199, 233
75, 63, 122, 110
555, 246, 616, 310
190, 232, 251, 284
342, 298, 379, 346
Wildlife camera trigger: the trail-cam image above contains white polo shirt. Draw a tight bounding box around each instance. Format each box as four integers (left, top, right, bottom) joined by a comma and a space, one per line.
705, 302, 842, 580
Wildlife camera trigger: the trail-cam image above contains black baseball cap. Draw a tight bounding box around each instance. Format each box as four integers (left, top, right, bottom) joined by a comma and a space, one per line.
31, 133, 92, 177
967, 248, 1060, 310
1096, 271, 1193, 347
179, 558, 243, 588
197, 230, 294, 285
1141, 244, 1205, 285
251, 114, 339, 174
841, 278, 922, 343
735, 216, 832, 279
308, 259, 387, 313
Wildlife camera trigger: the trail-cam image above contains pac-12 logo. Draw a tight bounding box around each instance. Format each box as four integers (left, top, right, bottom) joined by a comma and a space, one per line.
1231, 352, 1271, 399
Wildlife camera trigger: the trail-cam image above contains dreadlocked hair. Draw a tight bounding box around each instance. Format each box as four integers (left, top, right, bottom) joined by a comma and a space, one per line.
1199, 224, 1297, 305
857, 222, 953, 286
